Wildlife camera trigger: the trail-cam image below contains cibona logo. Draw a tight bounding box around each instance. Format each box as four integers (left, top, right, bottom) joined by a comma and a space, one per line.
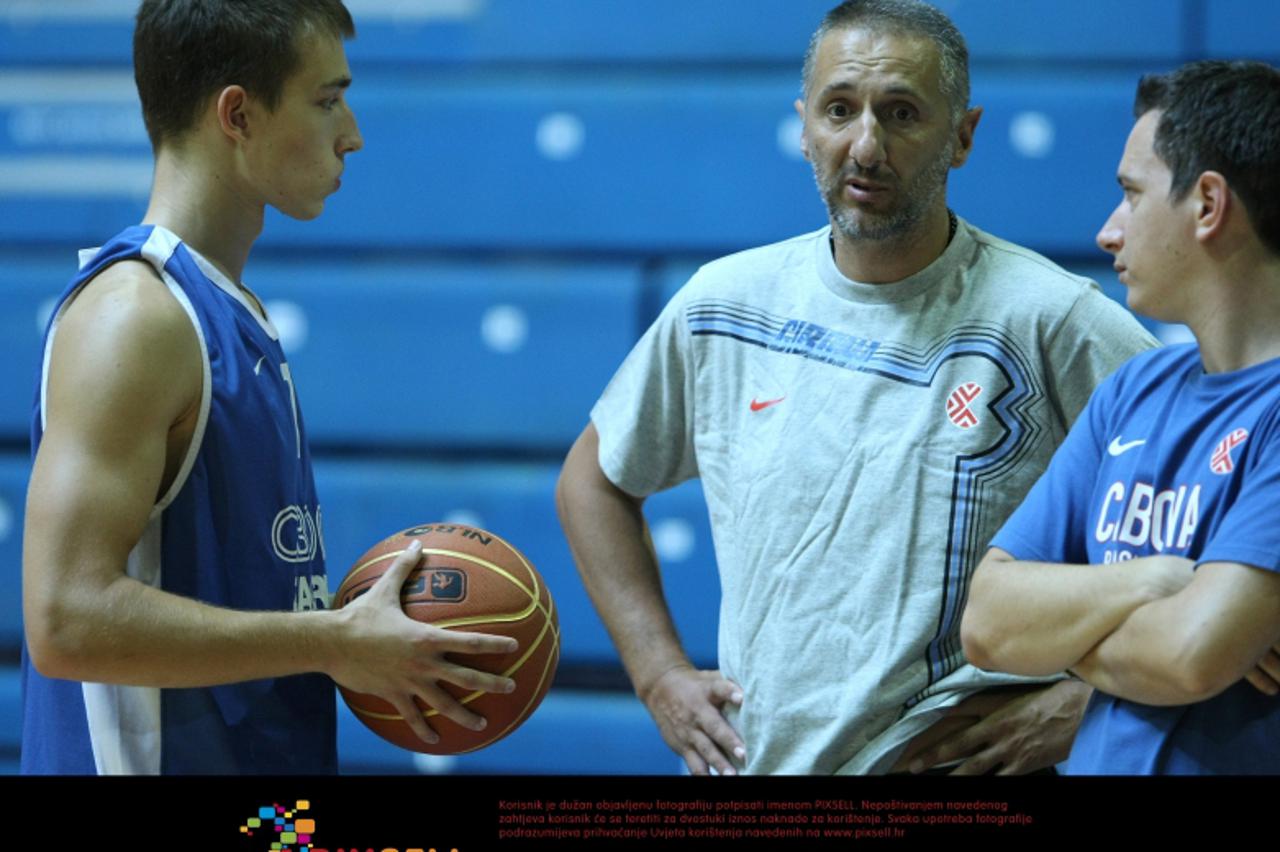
237, 800, 458, 852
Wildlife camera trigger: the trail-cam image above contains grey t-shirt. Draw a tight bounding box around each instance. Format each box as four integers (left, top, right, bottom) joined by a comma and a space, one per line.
591, 220, 1157, 773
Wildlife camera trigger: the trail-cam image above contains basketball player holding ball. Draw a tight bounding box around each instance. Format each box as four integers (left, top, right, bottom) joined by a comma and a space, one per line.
20, 0, 515, 775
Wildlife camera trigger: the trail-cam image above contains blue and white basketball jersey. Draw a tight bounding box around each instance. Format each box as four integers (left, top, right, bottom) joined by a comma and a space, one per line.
21, 225, 337, 774
994, 344, 1280, 773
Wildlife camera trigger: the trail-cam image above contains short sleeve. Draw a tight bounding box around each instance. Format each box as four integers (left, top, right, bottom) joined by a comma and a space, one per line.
991, 375, 1115, 564
1043, 283, 1157, 429
590, 285, 699, 498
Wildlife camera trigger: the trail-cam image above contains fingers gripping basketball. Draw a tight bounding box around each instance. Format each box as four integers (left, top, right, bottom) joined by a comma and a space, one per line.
334, 523, 559, 755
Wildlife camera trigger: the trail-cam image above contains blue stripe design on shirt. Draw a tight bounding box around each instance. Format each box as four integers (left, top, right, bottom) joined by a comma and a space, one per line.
686, 299, 1043, 704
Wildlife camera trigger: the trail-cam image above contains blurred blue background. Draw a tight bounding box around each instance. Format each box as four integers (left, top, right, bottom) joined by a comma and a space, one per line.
0, 0, 1275, 774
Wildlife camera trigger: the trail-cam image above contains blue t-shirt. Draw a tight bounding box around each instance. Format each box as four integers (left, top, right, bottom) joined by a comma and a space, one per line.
22, 225, 336, 774
992, 344, 1280, 774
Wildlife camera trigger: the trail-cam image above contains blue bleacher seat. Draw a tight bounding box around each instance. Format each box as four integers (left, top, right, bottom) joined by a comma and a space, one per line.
315, 459, 720, 669
261, 73, 817, 253
0, 254, 60, 440
0, 667, 20, 773
0, 253, 641, 449
952, 0, 1185, 62
250, 258, 642, 448
1205, 1, 1280, 60
2, 69, 1158, 258
0, 456, 29, 649
0, 0, 1195, 67
0, 1, 829, 67
952, 72, 1145, 256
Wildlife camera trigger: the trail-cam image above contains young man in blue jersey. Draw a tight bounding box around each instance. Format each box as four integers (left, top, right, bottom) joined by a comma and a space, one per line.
20, 0, 517, 774
962, 60, 1280, 774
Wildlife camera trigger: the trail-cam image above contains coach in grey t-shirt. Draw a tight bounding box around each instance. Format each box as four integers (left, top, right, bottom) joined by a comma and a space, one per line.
557, 0, 1156, 775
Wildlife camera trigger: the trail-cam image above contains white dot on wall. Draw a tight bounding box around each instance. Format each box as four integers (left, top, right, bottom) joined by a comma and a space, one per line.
481, 304, 529, 354
777, 114, 806, 160
443, 509, 485, 529
535, 112, 585, 161
265, 300, 309, 354
652, 518, 696, 563
36, 296, 57, 332
0, 498, 12, 543
1009, 111, 1056, 159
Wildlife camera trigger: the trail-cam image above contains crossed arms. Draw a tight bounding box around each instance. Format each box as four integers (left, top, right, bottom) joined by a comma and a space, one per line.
962, 549, 1280, 705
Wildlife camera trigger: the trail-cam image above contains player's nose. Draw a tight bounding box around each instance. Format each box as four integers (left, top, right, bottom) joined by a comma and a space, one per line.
339, 106, 363, 156
1096, 207, 1124, 254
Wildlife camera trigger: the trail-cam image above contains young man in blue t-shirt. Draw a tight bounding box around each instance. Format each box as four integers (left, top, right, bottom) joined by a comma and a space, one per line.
962, 60, 1280, 774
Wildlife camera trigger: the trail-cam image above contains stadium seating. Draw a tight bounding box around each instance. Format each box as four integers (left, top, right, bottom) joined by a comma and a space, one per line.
0, 456, 27, 649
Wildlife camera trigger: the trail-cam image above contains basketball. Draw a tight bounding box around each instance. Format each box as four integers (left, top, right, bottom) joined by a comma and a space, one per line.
333, 522, 559, 754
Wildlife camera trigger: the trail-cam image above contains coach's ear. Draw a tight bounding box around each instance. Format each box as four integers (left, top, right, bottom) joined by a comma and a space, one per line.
1193, 170, 1231, 244
795, 98, 810, 161
216, 85, 250, 142
951, 106, 983, 168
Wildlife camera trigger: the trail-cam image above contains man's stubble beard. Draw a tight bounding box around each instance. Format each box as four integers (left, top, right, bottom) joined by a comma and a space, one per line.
814, 140, 954, 244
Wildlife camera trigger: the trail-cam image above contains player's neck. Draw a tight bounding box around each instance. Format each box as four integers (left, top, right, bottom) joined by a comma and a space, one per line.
1189, 255, 1280, 374
142, 146, 263, 285
830, 204, 952, 284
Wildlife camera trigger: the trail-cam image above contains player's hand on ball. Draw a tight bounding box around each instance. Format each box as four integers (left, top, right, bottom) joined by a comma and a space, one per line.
643, 665, 745, 776
328, 539, 519, 746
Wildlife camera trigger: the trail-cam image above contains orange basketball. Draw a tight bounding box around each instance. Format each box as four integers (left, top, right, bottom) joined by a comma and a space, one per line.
333, 522, 559, 754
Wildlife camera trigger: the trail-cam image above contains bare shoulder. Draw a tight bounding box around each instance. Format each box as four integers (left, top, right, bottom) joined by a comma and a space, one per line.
58, 258, 190, 340
46, 258, 202, 432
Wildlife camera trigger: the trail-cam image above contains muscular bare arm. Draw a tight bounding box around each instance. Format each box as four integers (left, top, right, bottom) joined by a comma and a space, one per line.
1072, 561, 1280, 705
556, 423, 744, 774
961, 547, 1194, 676
23, 262, 515, 744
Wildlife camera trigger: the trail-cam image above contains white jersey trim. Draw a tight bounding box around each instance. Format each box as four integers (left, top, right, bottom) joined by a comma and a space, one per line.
182, 234, 279, 340
82, 519, 164, 775
141, 227, 212, 516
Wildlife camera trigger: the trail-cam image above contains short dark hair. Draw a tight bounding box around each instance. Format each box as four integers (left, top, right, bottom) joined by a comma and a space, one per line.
801, 0, 970, 123
134, 0, 355, 151
1135, 60, 1280, 256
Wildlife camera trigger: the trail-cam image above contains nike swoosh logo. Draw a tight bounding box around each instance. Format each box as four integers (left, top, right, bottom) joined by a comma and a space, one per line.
750, 396, 786, 412
254, 356, 267, 375
1108, 437, 1145, 456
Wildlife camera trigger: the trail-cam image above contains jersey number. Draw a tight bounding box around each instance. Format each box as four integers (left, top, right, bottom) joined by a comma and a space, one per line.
279, 362, 301, 459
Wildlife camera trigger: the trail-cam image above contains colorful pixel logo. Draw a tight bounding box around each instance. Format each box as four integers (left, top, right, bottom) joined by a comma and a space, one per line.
239, 801, 316, 852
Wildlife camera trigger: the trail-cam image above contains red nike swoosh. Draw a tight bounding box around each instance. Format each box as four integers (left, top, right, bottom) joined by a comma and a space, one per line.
750, 396, 786, 412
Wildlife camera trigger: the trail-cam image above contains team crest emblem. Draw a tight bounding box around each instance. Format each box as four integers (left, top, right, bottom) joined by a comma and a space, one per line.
946, 382, 983, 429
1210, 427, 1249, 475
